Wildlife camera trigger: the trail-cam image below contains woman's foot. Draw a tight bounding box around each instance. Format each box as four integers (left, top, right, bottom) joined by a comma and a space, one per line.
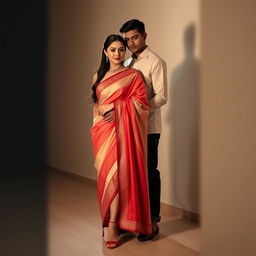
106, 221, 119, 249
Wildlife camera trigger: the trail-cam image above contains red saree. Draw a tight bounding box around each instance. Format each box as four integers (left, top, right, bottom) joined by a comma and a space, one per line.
91, 68, 151, 235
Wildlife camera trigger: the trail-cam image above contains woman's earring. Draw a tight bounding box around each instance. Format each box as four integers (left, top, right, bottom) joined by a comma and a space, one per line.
106, 57, 109, 63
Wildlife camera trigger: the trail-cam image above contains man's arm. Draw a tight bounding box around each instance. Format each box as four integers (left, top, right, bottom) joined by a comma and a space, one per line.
149, 59, 168, 109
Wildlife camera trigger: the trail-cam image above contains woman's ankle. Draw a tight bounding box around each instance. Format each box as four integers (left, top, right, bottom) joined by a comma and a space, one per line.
109, 220, 118, 224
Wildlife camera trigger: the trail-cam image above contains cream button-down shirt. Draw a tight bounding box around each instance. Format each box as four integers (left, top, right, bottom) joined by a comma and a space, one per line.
124, 46, 168, 134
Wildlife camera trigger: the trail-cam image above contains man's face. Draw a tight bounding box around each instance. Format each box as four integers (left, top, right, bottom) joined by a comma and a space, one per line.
123, 29, 147, 56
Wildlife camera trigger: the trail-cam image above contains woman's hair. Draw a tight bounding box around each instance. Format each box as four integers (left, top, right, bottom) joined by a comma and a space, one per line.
91, 34, 126, 103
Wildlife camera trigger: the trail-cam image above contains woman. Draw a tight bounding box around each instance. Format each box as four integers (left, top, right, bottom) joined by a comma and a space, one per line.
90, 34, 151, 249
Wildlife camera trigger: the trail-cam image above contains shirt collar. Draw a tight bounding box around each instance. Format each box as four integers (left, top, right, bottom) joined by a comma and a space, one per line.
132, 46, 150, 60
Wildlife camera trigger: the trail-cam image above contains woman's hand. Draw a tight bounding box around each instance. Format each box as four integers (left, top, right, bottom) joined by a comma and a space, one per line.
104, 110, 115, 122
97, 103, 114, 117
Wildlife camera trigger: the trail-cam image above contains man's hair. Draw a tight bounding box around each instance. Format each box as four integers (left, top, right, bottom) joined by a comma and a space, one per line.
120, 19, 145, 34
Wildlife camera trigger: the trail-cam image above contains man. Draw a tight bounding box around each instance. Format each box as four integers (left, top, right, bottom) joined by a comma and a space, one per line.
120, 19, 168, 241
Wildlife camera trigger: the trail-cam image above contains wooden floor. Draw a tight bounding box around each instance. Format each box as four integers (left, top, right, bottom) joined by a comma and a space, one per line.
48, 170, 201, 256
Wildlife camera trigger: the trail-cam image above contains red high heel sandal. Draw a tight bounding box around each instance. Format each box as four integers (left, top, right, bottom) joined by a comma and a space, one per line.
106, 221, 119, 249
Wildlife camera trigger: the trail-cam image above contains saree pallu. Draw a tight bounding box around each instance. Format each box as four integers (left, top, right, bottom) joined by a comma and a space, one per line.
91, 68, 152, 235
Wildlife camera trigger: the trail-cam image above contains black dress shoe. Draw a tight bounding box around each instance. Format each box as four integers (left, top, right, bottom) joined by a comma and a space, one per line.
119, 228, 129, 234
137, 226, 159, 242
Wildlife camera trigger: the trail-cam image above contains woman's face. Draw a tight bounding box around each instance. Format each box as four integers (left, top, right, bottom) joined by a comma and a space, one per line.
104, 40, 126, 65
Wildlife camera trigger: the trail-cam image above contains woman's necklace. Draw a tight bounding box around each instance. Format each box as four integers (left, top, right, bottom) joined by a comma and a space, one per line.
108, 66, 125, 73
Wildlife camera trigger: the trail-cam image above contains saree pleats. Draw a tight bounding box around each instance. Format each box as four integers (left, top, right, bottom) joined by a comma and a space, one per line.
91, 69, 151, 235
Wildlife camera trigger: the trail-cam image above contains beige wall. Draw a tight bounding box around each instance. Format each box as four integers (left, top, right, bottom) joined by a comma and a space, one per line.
47, 0, 200, 212
201, 0, 256, 255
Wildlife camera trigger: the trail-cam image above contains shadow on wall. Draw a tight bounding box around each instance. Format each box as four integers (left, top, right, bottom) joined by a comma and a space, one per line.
166, 23, 200, 213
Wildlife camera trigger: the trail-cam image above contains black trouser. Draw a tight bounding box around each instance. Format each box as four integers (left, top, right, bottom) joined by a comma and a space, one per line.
147, 134, 161, 223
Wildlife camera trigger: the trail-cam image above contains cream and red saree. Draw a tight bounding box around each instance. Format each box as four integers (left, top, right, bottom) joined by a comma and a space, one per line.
91, 68, 151, 235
